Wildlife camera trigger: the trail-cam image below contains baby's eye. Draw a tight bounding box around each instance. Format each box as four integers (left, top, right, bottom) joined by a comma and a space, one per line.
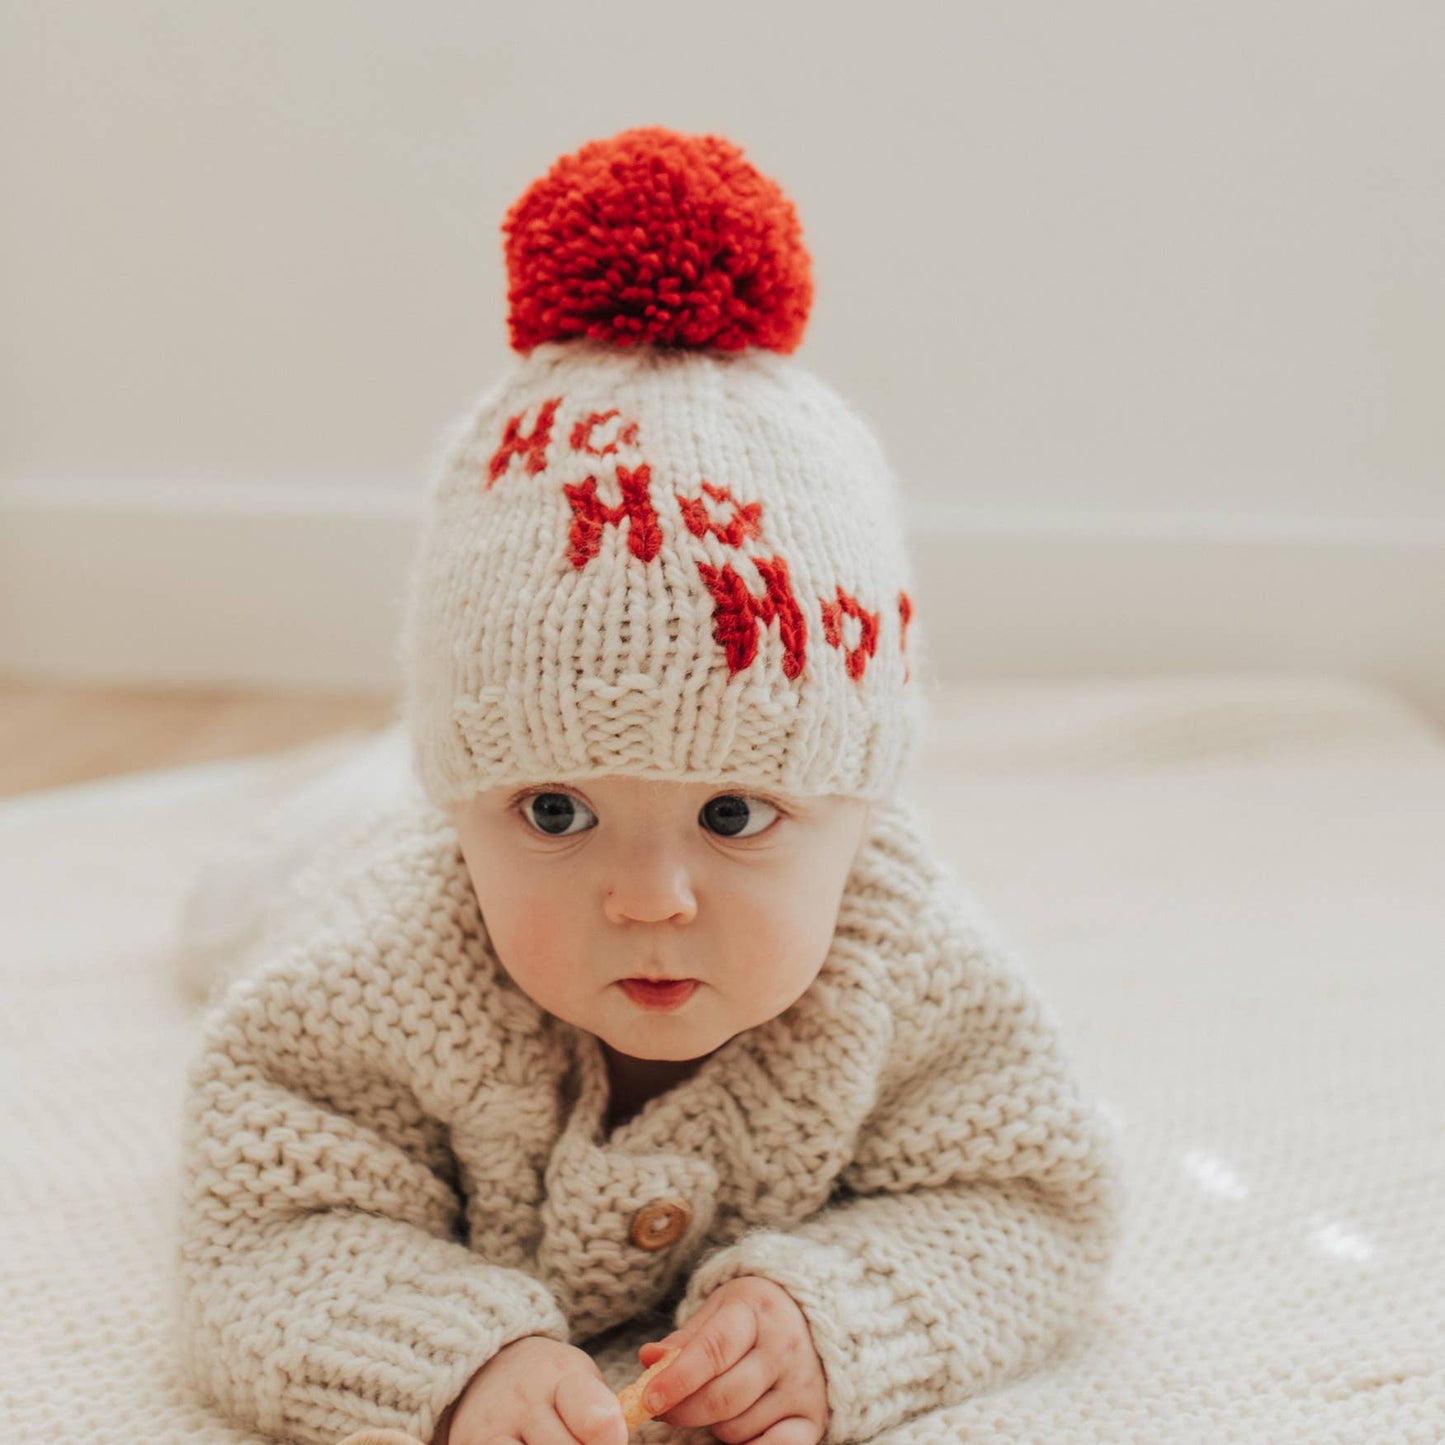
519, 791, 597, 837
700, 794, 780, 840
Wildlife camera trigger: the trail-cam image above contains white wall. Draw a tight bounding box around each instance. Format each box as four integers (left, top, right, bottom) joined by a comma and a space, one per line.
3, 3, 1442, 711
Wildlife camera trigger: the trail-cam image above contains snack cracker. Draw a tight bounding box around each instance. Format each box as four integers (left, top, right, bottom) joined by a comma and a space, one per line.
616, 1346, 682, 1430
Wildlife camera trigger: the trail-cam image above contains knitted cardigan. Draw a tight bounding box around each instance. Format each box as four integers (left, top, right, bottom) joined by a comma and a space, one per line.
172, 791, 1124, 1445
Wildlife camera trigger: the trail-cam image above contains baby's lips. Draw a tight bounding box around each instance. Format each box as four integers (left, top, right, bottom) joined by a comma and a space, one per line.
616, 1345, 682, 1430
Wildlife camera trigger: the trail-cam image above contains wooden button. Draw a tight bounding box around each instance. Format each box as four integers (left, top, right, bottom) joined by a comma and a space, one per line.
630, 1197, 692, 1250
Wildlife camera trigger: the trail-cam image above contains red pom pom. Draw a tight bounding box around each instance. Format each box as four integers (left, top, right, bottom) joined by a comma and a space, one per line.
502, 127, 813, 355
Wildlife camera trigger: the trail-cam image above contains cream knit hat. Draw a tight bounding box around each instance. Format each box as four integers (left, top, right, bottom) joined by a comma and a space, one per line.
400, 127, 928, 808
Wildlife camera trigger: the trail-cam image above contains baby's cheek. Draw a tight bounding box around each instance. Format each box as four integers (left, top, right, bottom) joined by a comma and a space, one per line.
479, 889, 576, 992
735, 937, 829, 1021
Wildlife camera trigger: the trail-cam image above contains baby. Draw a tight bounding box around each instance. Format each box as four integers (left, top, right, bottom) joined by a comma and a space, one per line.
173, 127, 1123, 1445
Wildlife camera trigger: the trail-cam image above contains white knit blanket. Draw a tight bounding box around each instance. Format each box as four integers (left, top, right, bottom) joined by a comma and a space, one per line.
3, 673, 1442, 1443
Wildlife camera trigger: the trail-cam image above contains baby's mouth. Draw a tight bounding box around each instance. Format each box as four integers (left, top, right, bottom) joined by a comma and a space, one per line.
618, 978, 700, 1011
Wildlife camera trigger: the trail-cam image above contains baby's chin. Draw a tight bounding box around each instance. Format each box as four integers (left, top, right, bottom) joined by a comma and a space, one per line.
595, 1011, 736, 1065
598, 1028, 728, 1065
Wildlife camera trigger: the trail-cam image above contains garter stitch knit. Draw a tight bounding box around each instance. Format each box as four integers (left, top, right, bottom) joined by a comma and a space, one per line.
174, 792, 1123, 1445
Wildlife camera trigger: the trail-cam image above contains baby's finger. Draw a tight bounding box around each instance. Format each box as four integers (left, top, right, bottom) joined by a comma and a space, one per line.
654, 1353, 774, 1432
751, 1416, 820, 1439
554, 1369, 628, 1445
524, 1419, 590, 1445
707, 1381, 805, 1444
638, 1329, 670, 1364
637, 1333, 690, 1369
746, 1418, 823, 1445
636, 1287, 730, 1371
641, 1298, 759, 1420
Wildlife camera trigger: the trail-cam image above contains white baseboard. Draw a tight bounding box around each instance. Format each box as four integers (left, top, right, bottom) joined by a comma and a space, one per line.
905, 499, 1445, 725
0, 478, 415, 695
3, 479, 1442, 723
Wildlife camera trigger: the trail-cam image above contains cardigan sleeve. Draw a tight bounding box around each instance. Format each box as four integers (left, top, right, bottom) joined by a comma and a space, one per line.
670, 866, 1125, 1444
171, 851, 571, 1445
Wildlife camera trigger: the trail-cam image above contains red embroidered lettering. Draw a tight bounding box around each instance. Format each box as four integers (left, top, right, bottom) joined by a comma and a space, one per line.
898, 590, 914, 683
569, 408, 641, 457
486, 397, 562, 487
676, 481, 764, 549
821, 587, 880, 681
563, 463, 663, 568
695, 554, 807, 680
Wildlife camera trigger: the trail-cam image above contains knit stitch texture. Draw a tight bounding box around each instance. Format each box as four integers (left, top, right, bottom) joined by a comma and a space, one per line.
173, 793, 1123, 1444
399, 338, 926, 811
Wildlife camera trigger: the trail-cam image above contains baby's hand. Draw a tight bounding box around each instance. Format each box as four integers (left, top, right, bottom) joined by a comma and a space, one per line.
637, 1276, 828, 1444
437, 1335, 628, 1445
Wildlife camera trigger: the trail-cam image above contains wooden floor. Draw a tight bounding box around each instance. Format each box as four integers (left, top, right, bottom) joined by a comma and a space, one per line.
0, 678, 397, 799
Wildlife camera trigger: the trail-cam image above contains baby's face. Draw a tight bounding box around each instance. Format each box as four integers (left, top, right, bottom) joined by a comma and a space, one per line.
449, 776, 872, 1064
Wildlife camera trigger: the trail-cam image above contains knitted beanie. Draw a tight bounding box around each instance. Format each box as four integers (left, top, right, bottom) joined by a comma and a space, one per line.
400, 126, 928, 809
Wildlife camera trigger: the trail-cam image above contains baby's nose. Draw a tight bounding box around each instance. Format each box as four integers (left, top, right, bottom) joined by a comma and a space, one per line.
604, 870, 697, 925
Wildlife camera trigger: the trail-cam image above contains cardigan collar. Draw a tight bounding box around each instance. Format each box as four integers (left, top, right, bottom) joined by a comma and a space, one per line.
461, 796, 912, 1227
